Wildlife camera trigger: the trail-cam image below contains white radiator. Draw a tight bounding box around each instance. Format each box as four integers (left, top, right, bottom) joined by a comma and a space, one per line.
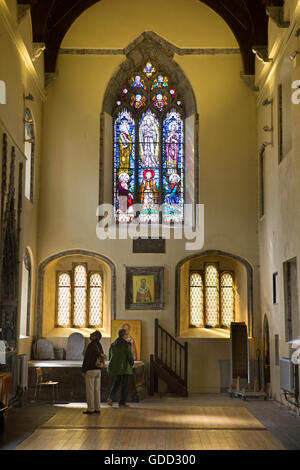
280, 358, 294, 393
16, 354, 28, 389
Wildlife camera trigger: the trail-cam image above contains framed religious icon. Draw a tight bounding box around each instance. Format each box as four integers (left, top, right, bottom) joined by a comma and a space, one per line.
125, 266, 164, 310
111, 320, 142, 361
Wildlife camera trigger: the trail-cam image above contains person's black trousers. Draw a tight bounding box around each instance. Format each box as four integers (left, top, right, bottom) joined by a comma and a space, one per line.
108, 375, 129, 405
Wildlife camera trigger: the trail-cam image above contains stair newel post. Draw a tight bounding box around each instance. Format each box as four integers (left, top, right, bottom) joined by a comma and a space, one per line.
165, 332, 168, 365
154, 318, 159, 361
170, 336, 172, 370
180, 347, 182, 379
150, 354, 154, 395
184, 342, 188, 389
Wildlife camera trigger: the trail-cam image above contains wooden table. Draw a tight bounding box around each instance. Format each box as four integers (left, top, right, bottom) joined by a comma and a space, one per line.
0, 372, 12, 431
28, 361, 147, 402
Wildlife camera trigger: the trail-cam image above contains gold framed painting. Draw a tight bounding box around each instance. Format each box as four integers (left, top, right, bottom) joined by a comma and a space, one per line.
111, 320, 142, 361
125, 266, 164, 310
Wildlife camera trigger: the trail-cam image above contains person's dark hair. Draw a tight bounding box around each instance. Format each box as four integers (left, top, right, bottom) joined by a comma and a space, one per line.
118, 328, 127, 338
92, 330, 102, 340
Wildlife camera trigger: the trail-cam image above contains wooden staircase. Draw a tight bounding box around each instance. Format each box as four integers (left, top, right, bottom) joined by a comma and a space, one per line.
150, 319, 188, 397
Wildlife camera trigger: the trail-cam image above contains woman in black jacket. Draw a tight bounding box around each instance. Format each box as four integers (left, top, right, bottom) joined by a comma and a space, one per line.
82, 330, 105, 414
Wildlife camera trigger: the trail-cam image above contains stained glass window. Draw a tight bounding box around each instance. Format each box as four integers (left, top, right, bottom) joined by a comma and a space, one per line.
190, 273, 204, 327
89, 273, 103, 327
220, 273, 234, 327
57, 273, 71, 327
190, 266, 235, 329
113, 62, 184, 224
139, 110, 160, 223
114, 109, 135, 222
57, 265, 103, 328
163, 110, 184, 223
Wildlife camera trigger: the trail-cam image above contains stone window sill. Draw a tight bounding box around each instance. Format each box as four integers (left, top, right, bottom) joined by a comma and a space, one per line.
179, 328, 231, 339
45, 327, 110, 338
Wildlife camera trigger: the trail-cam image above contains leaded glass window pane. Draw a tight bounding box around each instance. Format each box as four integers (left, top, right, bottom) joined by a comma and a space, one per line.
205, 265, 219, 327
220, 273, 234, 327
139, 110, 160, 223
114, 109, 135, 223
89, 273, 102, 327
190, 273, 203, 327
57, 273, 71, 326
74, 265, 87, 327
163, 109, 184, 223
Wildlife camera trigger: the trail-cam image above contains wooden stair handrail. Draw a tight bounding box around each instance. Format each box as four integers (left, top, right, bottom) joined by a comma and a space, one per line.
154, 318, 188, 389
157, 323, 185, 350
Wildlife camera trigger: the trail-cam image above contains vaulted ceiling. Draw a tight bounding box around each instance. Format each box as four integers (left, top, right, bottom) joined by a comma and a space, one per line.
17, 0, 283, 75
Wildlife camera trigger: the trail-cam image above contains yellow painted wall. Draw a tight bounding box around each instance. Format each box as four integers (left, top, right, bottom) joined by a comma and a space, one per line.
2, 0, 299, 401
0, 0, 44, 357
61, 0, 237, 50
38, 0, 258, 393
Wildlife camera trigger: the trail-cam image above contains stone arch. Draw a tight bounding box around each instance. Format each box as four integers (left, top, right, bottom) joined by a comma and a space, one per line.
102, 32, 197, 117
175, 249, 254, 337
35, 249, 117, 338
100, 32, 199, 209
29, 1, 268, 75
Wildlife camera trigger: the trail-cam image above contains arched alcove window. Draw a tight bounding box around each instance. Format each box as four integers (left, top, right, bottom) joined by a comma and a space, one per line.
56, 263, 103, 328
189, 265, 235, 329
20, 249, 32, 337
24, 108, 35, 201
113, 62, 185, 223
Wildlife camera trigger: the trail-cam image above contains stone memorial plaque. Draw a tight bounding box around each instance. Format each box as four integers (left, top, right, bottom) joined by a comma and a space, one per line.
133, 238, 165, 254
66, 332, 85, 360
35, 339, 55, 360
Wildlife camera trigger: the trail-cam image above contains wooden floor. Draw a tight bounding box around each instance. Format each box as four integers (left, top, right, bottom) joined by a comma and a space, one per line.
15, 403, 284, 450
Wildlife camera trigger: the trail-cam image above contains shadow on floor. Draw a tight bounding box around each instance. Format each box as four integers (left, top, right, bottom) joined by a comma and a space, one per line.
1, 394, 300, 450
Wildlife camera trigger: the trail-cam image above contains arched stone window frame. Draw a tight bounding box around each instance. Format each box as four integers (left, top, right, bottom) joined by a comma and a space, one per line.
176, 250, 254, 337
35, 250, 116, 339
99, 34, 199, 221
189, 265, 235, 329
55, 263, 104, 329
